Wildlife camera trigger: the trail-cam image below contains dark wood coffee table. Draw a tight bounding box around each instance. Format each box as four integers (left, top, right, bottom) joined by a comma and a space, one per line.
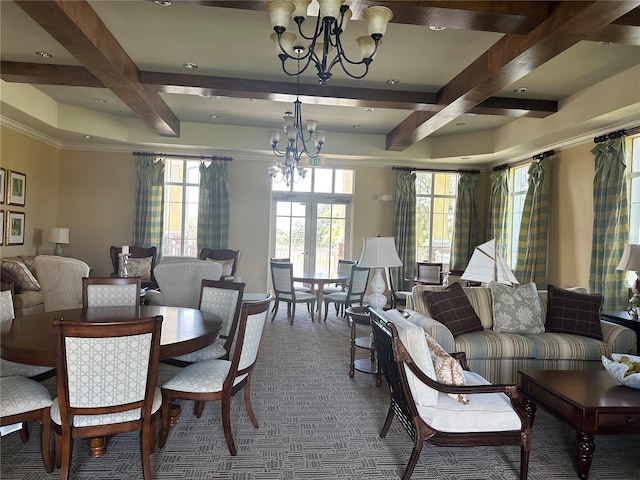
519, 370, 640, 479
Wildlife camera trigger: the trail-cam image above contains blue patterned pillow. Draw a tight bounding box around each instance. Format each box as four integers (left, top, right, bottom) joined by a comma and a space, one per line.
490, 282, 544, 334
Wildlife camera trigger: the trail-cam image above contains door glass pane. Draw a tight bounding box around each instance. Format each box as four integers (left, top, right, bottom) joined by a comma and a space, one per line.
274, 201, 307, 274
313, 169, 333, 193
315, 202, 347, 274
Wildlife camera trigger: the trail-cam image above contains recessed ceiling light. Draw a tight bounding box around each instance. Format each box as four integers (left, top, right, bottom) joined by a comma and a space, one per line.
94, 98, 106, 103
35, 51, 53, 58
461, 157, 471, 161
598, 41, 613, 46
386, 79, 400, 86
513, 87, 527, 94
83, 135, 93, 139
365, 107, 375, 112
183, 62, 198, 69
199, 93, 212, 98
210, 114, 220, 119
153, 1, 172, 5
429, 26, 446, 31
352, 125, 361, 129
456, 122, 467, 127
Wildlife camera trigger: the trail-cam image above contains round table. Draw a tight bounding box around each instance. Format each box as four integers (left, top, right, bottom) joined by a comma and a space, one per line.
1, 305, 223, 367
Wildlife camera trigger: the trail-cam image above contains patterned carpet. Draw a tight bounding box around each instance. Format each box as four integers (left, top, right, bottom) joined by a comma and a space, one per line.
2, 304, 639, 480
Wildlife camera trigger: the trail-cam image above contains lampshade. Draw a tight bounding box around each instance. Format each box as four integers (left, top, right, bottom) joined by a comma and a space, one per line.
616, 244, 640, 271
48, 227, 70, 245
358, 237, 402, 268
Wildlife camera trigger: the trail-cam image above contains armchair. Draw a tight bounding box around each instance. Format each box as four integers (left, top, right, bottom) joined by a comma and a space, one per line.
33, 256, 90, 312
145, 260, 223, 308
109, 246, 158, 290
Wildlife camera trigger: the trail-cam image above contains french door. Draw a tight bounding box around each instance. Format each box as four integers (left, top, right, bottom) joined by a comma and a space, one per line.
271, 194, 352, 275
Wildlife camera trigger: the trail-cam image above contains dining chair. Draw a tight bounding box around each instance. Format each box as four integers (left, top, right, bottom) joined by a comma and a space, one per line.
34, 256, 90, 312
416, 262, 444, 285
51, 315, 163, 480
385, 267, 412, 310
323, 266, 369, 321
82, 276, 141, 307
160, 296, 272, 456
199, 248, 241, 281
270, 257, 311, 293
1, 375, 53, 473
145, 260, 223, 308
269, 261, 316, 324
322, 259, 357, 295
109, 246, 158, 290
165, 279, 245, 367
0, 285, 56, 380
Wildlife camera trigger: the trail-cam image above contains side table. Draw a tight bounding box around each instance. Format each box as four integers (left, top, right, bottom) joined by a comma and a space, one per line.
346, 306, 381, 387
601, 311, 640, 349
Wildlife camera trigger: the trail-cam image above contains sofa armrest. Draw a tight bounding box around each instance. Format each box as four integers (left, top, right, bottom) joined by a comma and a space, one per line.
145, 289, 164, 306
602, 320, 637, 355
403, 308, 456, 353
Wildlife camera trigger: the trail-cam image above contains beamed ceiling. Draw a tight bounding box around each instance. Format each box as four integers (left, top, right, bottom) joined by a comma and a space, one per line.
1, 0, 639, 167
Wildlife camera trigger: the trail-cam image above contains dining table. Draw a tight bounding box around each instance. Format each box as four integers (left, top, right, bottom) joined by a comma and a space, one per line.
0, 305, 223, 457
292, 272, 349, 321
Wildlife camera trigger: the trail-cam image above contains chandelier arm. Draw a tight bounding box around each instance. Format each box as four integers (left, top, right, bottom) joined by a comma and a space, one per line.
293, 14, 323, 43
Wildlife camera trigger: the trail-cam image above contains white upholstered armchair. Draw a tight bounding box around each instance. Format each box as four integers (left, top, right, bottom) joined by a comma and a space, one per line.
145, 260, 223, 308
33, 256, 90, 312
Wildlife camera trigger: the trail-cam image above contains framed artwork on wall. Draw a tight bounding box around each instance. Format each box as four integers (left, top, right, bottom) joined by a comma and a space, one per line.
0, 211, 4, 246
7, 170, 26, 206
6, 211, 25, 245
0, 168, 5, 204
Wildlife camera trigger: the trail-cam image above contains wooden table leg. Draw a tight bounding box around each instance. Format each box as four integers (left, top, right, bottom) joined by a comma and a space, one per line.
88, 436, 108, 457
574, 431, 595, 480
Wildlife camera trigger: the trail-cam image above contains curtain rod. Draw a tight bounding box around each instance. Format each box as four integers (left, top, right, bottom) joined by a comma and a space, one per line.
493, 149, 555, 171
132, 151, 233, 161
593, 125, 640, 144
392, 166, 480, 174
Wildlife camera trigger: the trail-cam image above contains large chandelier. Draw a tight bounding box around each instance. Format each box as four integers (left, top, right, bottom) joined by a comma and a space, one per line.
268, 74, 326, 186
265, 0, 393, 86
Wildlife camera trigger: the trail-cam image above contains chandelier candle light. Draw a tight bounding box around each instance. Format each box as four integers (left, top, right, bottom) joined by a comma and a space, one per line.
265, 0, 393, 85
357, 236, 402, 310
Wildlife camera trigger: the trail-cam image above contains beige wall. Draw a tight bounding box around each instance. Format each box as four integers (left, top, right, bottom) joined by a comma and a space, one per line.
1, 126, 602, 293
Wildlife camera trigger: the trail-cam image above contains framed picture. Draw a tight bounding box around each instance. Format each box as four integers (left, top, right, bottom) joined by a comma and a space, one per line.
0, 211, 3, 246
0, 168, 5, 205
6, 211, 25, 245
7, 170, 26, 206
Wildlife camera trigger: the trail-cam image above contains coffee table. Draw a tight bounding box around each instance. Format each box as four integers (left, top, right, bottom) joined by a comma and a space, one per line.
519, 369, 640, 479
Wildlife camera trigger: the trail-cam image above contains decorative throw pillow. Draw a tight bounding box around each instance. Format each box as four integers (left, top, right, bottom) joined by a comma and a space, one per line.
18, 256, 38, 279
119, 256, 152, 280
490, 281, 544, 334
422, 282, 483, 337
545, 284, 603, 340
219, 259, 234, 277
424, 332, 469, 404
0, 259, 41, 292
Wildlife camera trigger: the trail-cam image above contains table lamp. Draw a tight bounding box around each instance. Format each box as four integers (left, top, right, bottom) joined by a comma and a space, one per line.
616, 244, 640, 316
358, 236, 402, 310
48, 227, 70, 256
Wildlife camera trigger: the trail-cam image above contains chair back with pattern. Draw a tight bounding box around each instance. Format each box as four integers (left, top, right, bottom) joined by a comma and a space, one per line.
416, 262, 443, 285
0, 283, 15, 321
270, 261, 295, 297
82, 277, 141, 307
347, 266, 370, 299
199, 279, 245, 350
34, 256, 91, 312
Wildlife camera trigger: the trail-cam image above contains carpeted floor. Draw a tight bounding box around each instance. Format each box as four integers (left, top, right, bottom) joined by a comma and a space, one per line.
2, 304, 639, 480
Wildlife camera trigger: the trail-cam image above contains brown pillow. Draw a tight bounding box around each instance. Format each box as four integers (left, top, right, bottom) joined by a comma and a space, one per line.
545, 284, 603, 340
422, 282, 483, 337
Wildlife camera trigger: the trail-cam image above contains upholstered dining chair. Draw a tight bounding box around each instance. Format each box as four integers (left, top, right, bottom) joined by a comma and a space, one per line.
160, 296, 271, 456
0, 375, 53, 473
322, 259, 357, 295
385, 267, 412, 310
109, 246, 158, 290
145, 260, 223, 309
269, 257, 311, 293
323, 266, 369, 321
82, 276, 141, 307
269, 261, 316, 324
0, 284, 55, 380
51, 315, 163, 480
165, 279, 245, 367
416, 262, 444, 285
198, 248, 241, 281
34, 256, 90, 312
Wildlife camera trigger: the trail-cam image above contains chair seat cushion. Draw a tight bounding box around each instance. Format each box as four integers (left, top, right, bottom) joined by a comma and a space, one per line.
0, 359, 55, 378
173, 342, 227, 362
11, 290, 44, 310
415, 371, 523, 433
279, 292, 315, 302
162, 359, 247, 394
322, 286, 343, 294
51, 387, 162, 427
0, 376, 53, 417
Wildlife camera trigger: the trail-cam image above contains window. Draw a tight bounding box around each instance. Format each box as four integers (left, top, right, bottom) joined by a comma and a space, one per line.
507, 164, 530, 268
162, 159, 200, 257
415, 172, 457, 270
628, 135, 640, 243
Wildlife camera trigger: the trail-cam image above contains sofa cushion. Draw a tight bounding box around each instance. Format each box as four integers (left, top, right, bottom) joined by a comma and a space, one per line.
422, 283, 484, 337
1, 259, 41, 293
12, 290, 44, 310
546, 284, 603, 340
491, 281, 544, 334
525, 332, 612, 360
452, 330, 537, 360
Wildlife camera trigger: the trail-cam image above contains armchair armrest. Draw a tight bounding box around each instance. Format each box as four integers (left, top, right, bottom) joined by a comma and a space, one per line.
144, 289, 163, 306
403, 309, 455, 352
449, 351, 470, 371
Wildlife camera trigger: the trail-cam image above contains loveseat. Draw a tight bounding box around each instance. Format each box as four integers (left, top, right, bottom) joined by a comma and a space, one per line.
0, 256, 44, 317
403, 282, 637, 384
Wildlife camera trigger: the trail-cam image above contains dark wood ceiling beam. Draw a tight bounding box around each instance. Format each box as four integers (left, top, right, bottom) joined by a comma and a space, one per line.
15, 0, 180, 137
0, 61, 102, 87
386, 1, 640, 151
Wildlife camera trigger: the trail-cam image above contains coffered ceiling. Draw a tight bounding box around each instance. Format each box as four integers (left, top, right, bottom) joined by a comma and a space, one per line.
1, 1, 639, 167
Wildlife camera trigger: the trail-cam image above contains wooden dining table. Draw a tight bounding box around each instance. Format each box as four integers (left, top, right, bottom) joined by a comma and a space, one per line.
0, 305, 223, 457
293, 272, 349, 321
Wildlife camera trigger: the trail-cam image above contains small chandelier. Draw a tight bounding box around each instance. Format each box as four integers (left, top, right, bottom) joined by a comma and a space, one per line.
265, 0, 393, 86
268, 80, 326, 186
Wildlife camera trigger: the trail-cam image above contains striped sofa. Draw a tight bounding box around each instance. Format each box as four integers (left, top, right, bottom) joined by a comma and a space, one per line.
405, 285, 637, 384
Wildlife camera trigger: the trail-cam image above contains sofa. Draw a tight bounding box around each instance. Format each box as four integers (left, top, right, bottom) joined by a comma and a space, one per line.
401, 282, 637, 384
0, 256, 44, 317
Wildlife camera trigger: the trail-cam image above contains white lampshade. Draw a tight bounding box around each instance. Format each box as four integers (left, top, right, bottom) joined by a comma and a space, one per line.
358, 237, 402, 268
617, 244, 640, 271
48, 227, 69, 245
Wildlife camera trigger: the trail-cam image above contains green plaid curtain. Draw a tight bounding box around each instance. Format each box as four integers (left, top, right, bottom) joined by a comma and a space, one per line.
487, 169, 510, 260
197, 161, 229, 251
133, 158, 164, 252
590, 137, 629, 310
515, 158, 550, 285
450, 173, 480, 271
392, 170, 416, 290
